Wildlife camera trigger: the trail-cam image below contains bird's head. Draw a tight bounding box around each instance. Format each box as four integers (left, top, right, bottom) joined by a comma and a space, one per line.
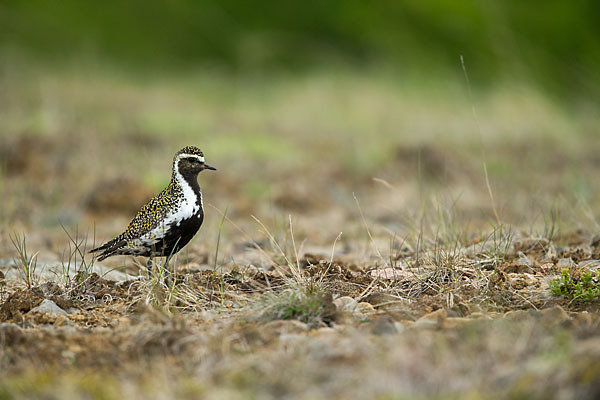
173, 146, 217, 178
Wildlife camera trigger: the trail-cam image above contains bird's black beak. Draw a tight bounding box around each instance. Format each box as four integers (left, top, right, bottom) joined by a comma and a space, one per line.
203, 163, 217, 171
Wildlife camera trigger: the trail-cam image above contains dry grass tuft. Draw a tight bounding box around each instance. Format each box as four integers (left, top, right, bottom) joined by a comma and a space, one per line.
256, 279, 336, 328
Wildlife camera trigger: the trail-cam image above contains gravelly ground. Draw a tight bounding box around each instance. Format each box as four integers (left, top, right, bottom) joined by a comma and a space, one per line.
2, 69, 600, 399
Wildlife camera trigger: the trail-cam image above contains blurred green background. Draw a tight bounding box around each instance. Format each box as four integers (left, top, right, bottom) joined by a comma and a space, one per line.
2, 0, 600, 102
2, 0, 600, 236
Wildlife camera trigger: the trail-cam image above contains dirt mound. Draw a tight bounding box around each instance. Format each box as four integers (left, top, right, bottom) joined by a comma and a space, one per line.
0, 135, 59, 179
69, 272, 135, 303
0, 283, 75, 322
86, 177, 156, 215
394, 144, 474, 183
0, 287, 44, 322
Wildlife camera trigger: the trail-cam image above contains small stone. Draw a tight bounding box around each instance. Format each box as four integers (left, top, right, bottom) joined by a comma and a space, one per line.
333, 296, 358, 313
66, 308, 81, 315
29, 299, 67, 316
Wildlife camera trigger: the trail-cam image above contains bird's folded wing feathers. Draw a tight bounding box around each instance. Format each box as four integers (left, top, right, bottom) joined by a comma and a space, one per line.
90, 187, 174, 257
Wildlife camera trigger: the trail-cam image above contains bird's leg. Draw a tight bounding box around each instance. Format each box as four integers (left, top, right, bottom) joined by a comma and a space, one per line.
146, 257, 154, 279
162, 254, 173, 286
162, 240, 179, 286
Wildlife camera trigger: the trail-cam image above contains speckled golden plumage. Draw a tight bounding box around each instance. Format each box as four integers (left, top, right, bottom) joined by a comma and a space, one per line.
122, 181, 184, 241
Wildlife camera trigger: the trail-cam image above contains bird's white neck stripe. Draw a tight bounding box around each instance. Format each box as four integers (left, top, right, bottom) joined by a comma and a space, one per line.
174, 158, 185, 185
174, 158, 201, 209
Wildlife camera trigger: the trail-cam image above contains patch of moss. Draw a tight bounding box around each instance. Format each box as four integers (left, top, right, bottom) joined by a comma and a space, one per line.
550, 269, 600, 302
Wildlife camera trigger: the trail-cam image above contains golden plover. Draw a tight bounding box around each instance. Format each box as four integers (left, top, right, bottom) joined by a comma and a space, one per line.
90, 146, 216, 277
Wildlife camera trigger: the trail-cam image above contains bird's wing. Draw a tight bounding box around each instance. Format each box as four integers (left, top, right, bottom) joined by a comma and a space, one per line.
121, 193, 172, 240
90, 185, 178, 259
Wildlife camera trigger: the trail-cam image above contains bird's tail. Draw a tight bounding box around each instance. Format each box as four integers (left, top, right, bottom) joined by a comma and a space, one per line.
89, 237, 127, 261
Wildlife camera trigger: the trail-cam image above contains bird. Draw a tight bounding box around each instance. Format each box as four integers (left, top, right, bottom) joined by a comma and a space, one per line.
90, 146, 216, 277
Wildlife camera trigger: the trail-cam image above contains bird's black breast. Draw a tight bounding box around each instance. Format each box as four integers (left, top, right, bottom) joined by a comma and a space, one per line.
154, 211, 204, 257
